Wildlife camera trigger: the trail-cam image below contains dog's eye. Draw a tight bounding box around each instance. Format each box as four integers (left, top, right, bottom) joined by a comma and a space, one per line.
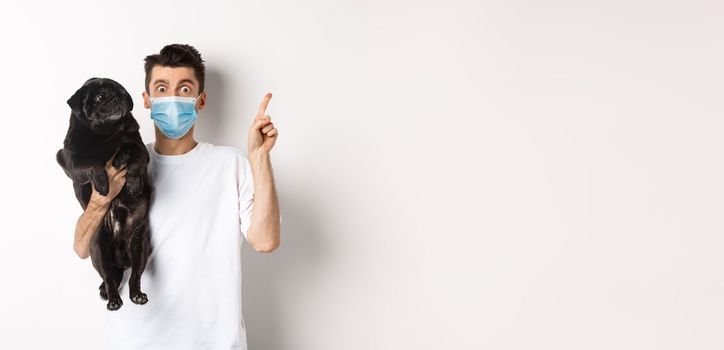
95, 94, 104, 102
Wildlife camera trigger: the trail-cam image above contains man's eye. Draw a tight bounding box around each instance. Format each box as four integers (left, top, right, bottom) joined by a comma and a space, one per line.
158, 86, 166, 92
181, 87, 190, 93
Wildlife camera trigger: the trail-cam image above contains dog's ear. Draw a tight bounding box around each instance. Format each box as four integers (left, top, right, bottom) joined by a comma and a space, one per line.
122, 84, 134, 111
67, 85, 87, 118
126, 92, 134, 111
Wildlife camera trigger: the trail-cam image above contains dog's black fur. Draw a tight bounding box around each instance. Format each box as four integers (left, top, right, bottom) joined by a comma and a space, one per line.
56, 77, 152, 311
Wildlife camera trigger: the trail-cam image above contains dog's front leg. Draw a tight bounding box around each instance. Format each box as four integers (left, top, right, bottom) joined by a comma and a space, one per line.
122, 143, 150, 195
88, 163, 110, 196
111, 144, 133, 170
64, 153, 109, 196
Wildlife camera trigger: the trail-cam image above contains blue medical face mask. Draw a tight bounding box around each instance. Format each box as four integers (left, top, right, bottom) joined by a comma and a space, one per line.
149, 95, 201, 139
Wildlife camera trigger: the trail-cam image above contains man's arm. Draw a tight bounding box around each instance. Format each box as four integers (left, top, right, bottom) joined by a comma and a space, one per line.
74, 199, 111, 259
246, 151, 281, 253
73, 157, 127, 259
245, 92, 281, 253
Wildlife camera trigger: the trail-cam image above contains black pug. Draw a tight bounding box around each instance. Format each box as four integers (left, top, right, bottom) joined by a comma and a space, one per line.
56, 77, 152, 311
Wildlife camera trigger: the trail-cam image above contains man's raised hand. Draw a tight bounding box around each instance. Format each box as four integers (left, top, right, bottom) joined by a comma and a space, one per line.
248, 92, 278, 155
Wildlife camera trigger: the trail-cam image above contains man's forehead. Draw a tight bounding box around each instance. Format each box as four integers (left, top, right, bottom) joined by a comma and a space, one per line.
150, 66, 198, 85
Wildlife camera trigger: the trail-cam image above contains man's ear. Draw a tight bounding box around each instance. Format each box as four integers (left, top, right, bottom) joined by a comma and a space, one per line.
197, 91, 207, 111
67, 86, 87, 118
142, 91, 151, 109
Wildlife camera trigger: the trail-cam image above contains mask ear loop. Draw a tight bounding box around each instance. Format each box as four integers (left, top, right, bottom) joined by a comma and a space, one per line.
193, 94, 203, 110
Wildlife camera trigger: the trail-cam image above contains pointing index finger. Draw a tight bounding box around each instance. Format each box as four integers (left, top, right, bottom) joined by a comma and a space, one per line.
257, 92, 272, 118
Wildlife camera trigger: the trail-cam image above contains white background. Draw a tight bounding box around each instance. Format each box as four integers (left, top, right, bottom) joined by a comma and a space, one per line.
0, 0, 722, 349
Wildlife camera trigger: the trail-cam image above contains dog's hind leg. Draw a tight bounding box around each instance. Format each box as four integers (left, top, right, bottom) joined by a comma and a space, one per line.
98, 267, 122, 301
105, 266, 124, 308
91, 224, 125, 311
128, 222, 150, 305
103, 265, 124, 311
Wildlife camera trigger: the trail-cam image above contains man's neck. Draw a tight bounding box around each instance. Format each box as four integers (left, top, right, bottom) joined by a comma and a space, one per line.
154, 129, 198, 156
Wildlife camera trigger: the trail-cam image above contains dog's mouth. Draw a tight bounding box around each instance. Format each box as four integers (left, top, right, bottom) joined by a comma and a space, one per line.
95, 108, 123, 122
106, 111, 123, 120
98, 100, 125, 121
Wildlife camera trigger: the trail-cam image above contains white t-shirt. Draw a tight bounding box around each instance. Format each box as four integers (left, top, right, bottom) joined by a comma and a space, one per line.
104, 141, 257, 350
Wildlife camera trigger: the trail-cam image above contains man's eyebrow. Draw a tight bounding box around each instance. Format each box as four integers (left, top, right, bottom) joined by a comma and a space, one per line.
152, 78, 195, 86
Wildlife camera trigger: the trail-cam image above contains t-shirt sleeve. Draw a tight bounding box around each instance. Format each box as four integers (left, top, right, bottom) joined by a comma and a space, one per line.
237, 152, 255, 242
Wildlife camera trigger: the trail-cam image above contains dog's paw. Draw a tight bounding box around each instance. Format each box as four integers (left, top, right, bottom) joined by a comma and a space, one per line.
112, 148, 131, 169
95, 180, 110, 197
131, 292, 148, 305
90, 167, 110, 196
107, 297, 123, 311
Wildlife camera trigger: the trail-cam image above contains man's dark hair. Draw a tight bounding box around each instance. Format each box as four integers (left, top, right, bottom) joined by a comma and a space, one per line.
144, 44, 206, 94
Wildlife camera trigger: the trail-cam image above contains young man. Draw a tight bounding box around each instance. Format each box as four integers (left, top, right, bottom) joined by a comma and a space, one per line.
72, 44, 281, 349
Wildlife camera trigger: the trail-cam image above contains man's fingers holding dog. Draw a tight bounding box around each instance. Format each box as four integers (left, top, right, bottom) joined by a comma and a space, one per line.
111, 164, 127, 174
107, 149, 121, 165
106, 158, 126, 173
92, 165, 128, 205
114, 168, 128, 179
